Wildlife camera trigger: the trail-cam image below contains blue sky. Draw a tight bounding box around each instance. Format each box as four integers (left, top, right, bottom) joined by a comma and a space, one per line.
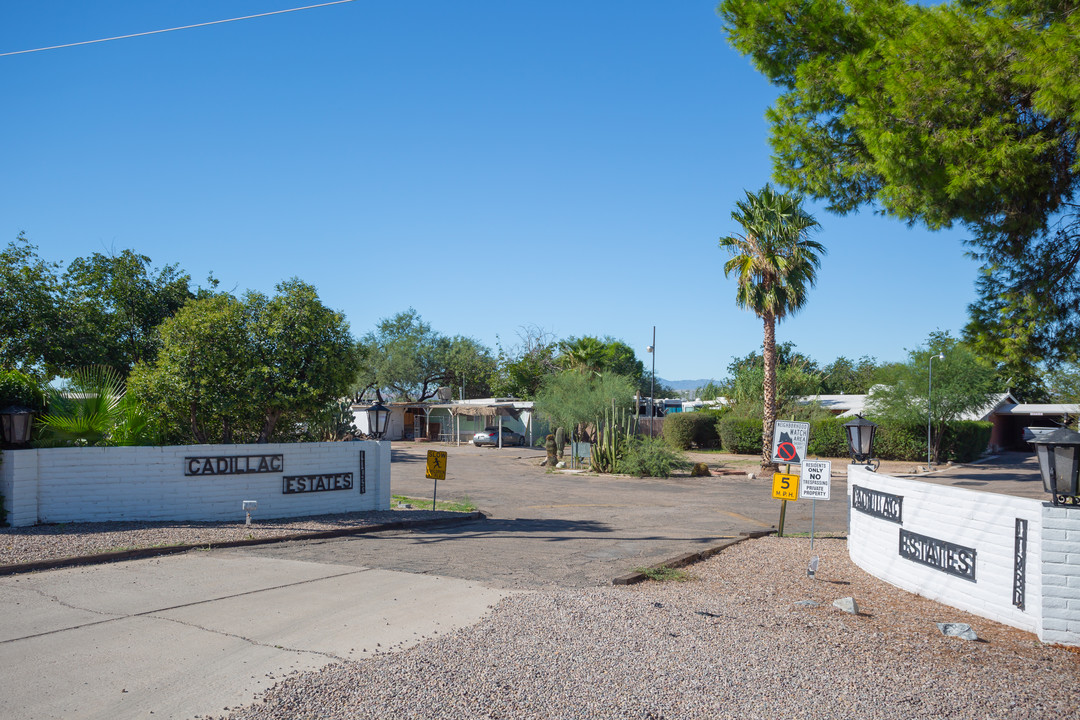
0, 1, 980, 382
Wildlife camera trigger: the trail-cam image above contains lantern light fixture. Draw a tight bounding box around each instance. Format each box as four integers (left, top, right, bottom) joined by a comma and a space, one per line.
1030, 427, 1080, 506
843, 414, 878, 469
366, 391, 391, 440
0, 405, 34, 446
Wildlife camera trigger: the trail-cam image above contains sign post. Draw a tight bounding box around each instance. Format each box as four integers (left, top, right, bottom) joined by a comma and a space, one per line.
771, 471, 799, 536
799, 460, 832, 549
425, 450, 447, 510
770, 421, 810, 537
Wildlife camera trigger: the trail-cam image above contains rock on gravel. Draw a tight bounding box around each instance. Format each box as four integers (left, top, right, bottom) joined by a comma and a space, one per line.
211, 538, 1078, 720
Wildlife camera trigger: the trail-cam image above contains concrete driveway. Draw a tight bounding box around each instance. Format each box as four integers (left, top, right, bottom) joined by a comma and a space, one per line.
0, 552, 507, 720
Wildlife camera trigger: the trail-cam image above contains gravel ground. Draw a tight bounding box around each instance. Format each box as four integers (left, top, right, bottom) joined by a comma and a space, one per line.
0, 509, 463, 566
206, 537, 1078, 720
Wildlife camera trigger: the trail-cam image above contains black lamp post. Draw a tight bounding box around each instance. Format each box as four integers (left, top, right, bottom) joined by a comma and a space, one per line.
844, 414, 878, 468
1030, 427, 1080, 506
0, 405, 34, 446
366, 392, 391, 440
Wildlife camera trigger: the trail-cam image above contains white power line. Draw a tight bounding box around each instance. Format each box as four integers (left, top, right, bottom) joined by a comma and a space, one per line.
1, 0, 358, 58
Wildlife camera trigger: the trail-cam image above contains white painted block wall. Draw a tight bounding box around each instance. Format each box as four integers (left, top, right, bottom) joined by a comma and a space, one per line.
1041, 506, 1080, 645
0, 441, 390, 526
848, 466, 1044, 634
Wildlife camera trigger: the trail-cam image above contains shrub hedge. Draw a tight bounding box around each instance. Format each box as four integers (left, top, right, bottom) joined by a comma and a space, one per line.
662, 412, 720, 450
940, 421, 993, 462
718, 414, 992, 463
0, 369, 45, 410
807, 417, 848, 458
717, 416, 761, 455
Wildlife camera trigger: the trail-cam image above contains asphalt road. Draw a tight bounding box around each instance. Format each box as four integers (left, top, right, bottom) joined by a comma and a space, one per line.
216, 444, 852, 589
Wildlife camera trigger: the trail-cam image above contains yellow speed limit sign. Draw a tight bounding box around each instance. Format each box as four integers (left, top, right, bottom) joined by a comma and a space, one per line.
426, 450, 447, 480
772, 472, 799, 501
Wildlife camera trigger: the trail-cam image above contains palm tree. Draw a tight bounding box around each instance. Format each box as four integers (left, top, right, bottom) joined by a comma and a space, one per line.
36, 366, 156, 446
559, 336, 606, 374
719, 185, 824, 469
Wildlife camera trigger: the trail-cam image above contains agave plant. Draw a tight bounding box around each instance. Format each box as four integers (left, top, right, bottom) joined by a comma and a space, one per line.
36, 366, 156, 446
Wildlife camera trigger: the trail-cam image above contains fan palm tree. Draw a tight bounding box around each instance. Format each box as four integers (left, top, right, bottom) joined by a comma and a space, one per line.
36, 366, 156, 446
719, 185, 824, 469
559, 336, 606, 374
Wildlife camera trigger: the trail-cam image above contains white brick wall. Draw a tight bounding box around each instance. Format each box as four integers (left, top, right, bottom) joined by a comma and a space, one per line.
848, 466, 1044, 635
0, 441, 390, 526
1041, 506, 1080, 645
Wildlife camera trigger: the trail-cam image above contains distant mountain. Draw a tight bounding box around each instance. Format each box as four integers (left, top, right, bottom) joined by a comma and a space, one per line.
658, 378, 715, 392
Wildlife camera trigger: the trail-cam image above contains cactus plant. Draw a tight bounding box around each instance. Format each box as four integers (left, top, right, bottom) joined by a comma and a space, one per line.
544, 434, 557, 466
589, 402, 638, 473
555, 426, 566, 459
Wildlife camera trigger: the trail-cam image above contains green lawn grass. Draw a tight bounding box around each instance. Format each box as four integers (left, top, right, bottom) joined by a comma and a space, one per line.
392, 494, 478, 513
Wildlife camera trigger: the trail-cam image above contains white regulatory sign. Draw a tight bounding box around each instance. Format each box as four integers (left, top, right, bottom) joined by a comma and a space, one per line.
770, 420, 810, 465
799, 460, 832, 501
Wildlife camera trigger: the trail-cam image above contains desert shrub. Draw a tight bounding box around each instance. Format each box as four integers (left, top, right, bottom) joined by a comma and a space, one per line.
662, 412, 719, 450
717, 416, 762, 455
617, 436, 691, 478
940, 421, 992, 462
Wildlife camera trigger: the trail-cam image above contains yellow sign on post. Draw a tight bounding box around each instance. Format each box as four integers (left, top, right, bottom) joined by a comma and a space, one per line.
772, 472, 800, 501
426, 450, 447, 480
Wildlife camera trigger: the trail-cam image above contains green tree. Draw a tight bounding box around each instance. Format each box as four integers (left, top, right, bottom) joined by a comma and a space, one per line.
719, 185, 825, 468
721, 344, 825, 421
560, 336, 647, 395
534, 370, 637, 444
694, 379, 725, 401
1046, 362, 1080, 404
130, 280, 357, 444
718, 0, 1080, 367
0, 236, 193, 378
355, 309, 493, 401
130, 293, 257, 444
0, 235, 64, 375
867, 331, 997, 463
443, 335, 496, 400
62, 250, 192, 374
242, 279, 359, 441
490, 326, 560, 400
820, 355, 882, 395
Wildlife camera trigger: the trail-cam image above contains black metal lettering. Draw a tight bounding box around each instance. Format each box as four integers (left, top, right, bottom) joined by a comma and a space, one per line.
1013, 519, 1027, 610
359, 451, 366, 494
898, 529, 976, 581
282, 472, 353, 494
185, 454, 284, 476
852, 485, 903, 524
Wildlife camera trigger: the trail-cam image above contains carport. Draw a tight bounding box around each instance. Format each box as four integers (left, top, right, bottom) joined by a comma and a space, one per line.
429, 400, 538, 447
990, 402, 1080, 450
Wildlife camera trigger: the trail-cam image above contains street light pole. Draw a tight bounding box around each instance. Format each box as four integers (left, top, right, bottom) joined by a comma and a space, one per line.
928, 352, 944, 468
647, 326, 656, 419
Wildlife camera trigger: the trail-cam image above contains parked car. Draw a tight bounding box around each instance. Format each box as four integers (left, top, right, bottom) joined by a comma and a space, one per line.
473, 426, 526, 447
